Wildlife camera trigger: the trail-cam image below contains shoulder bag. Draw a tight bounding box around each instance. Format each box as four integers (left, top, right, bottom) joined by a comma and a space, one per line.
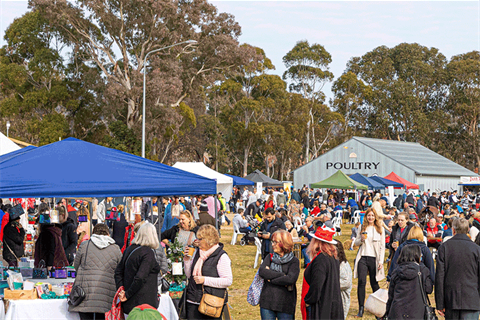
417, 266, 438, 320
68, 241, 90, 306
198, 284, 226, 318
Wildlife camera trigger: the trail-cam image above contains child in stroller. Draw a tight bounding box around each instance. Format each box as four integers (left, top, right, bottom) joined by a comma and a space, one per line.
240, 215, 260, 246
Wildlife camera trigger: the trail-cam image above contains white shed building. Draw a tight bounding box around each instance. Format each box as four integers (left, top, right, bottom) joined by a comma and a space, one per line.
293, 137, 478, 192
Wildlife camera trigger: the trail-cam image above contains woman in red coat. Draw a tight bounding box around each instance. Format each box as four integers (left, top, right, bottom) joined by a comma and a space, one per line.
301, 225, 344, 320
264, 195, 274, 210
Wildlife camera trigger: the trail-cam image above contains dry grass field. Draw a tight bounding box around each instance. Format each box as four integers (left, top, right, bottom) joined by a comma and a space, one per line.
220, 214, 440, 320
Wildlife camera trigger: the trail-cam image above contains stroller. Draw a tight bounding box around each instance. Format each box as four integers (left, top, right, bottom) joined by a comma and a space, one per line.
240, 215, 260, 246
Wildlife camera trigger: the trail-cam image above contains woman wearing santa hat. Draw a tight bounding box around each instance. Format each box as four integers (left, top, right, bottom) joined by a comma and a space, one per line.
301, 225, 344, 320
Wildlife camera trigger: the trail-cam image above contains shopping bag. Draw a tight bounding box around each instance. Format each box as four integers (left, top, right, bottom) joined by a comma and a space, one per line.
105, 286, 125, 320
365, 288, 388, 318
246, 269, 264, 306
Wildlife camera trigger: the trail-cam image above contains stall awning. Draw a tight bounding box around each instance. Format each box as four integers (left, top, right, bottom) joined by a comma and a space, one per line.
349, 173, 385, 190
0, 138, 216, 198
225, 174, 255, 186
384, 172, 419, 189
244, 170, 283, 187
310, 170, 368, 190
370, 176, 404, 188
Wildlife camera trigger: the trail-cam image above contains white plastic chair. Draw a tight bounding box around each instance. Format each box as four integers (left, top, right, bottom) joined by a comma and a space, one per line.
334, 210, 343, 224
253, 237, 263, 268
294, 216, 303, 232
230, 221, 246, 245
331, 217, 342, 236
351, 210, 361, 224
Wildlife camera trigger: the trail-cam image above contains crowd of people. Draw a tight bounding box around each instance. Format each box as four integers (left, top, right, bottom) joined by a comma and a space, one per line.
232, 186, 480, 320
1, 186, 480, 320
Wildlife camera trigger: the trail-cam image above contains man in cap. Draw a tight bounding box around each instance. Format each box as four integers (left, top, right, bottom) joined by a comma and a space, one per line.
196, 201, 216, 227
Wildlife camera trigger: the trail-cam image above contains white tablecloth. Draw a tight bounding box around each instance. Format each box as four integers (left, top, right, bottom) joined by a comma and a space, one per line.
158, 293, 178, 320
5, 299, 79, 320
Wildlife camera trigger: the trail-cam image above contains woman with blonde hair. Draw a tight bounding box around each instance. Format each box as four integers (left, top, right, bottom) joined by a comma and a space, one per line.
301, 225, 343, 320
387, 225, 435, 283
115, 222, 161, 315
353, 208, 385, 317
161, 210, 198, 247
184, 224, 232, 319
258, 229, 300, 319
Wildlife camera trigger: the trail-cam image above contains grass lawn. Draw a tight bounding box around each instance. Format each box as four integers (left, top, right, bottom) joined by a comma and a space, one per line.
220, 214, 440, 320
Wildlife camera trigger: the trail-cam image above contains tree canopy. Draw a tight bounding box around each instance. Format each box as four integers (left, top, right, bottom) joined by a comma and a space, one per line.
1, 3, 479, 178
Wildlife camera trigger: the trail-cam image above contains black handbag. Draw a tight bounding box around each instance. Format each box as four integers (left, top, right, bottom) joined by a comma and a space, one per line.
417, 266, 438, 320
67, 242, 90, 307
159, 271, 170, 293
68, 284, 86, 307
32, 260, 48, 279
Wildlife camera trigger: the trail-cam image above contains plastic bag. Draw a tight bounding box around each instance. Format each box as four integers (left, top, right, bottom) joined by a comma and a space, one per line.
365, 288, 388, 317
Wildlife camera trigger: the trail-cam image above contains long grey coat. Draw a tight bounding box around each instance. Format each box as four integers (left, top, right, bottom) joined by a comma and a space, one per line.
69, 237, 122, 313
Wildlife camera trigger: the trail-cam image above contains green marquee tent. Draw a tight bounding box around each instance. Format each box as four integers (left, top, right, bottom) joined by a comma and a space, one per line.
310, 170, 368, 190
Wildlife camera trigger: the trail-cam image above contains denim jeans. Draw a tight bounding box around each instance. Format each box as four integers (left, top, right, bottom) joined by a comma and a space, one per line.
260, 308, 294, 320
302, 247, 311, 267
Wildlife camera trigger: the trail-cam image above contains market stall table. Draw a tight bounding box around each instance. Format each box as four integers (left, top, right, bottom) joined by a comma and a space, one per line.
5, 298, 79, 320
158, 293, 178, 320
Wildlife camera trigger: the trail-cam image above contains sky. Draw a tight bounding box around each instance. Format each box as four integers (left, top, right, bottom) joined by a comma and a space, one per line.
1, 0, 479, 99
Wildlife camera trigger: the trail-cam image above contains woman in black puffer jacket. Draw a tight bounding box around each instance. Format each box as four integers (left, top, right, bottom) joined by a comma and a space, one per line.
114, 222, 160, 315
386, 244, 433, 319
258, 229, 300, 319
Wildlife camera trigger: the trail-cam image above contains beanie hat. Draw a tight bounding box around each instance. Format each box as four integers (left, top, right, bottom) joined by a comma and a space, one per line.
199, 201, 209, 212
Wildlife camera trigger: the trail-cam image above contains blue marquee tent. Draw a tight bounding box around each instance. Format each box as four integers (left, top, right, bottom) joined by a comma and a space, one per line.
349, 173, 385, 190
0, 145, 37, 162
370, 176, 403, 188
0, 138, 216, 198
225, 174, 254, 186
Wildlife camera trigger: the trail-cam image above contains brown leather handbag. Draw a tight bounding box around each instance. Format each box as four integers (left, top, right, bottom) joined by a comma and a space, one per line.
198, 286, 226, 318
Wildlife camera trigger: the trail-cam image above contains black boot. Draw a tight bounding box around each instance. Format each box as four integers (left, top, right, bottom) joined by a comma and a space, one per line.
356, 306, 364, 318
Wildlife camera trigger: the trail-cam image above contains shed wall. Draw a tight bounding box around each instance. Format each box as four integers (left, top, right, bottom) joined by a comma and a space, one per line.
415, 175, 460, 193
293, 140, 416, 189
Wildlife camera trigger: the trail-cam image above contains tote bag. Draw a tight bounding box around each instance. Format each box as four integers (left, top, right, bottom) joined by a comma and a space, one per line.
247, 269, 264, 306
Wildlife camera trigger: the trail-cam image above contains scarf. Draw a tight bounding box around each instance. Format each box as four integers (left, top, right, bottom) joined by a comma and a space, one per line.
193, 244, 219, 277
270, 252, 294, 272
121, 224, 135, 253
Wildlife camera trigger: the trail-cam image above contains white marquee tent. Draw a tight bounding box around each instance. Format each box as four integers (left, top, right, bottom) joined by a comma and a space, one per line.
173, 162, 233, 201
0, 132, 20, 156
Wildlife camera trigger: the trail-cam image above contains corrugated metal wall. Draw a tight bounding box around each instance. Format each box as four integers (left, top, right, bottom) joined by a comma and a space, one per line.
415, 175, 460, 193
293, 139, 416, 188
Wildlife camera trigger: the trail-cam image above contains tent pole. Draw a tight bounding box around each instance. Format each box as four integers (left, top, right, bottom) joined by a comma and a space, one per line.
214, 194, 218, 231
89, 200, 93, 236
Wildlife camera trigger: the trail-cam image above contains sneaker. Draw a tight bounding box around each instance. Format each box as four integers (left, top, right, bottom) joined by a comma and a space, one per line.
348, 248, 353, 251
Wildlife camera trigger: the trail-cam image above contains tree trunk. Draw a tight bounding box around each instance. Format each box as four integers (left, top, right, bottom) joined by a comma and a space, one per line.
305, 119, 310, 163
243, 147, 249, 177
127, 98, 138, 129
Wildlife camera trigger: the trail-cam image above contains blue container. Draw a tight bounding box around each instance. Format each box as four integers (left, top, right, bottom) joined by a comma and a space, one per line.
359, 211, 365, 224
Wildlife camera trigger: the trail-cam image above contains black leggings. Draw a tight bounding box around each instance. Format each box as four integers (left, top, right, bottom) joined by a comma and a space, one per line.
357, 256, 380, 307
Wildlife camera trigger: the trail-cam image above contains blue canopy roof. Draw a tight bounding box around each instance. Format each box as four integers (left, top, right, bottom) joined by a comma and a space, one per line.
369, 176, 404, 188
0, 145, 37, 162
349, 173, 385, 190
225, 174, 255, 186
0, 138, 216, 198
